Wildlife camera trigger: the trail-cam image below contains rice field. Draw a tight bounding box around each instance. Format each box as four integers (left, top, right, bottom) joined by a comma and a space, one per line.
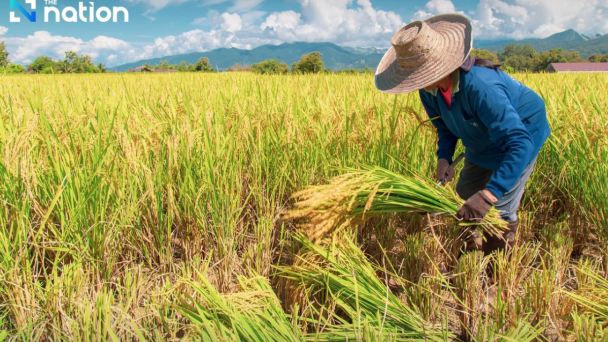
0, 72, 607, 341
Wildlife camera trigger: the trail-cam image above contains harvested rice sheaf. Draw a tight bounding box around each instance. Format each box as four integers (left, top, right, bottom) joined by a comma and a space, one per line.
284, 165, 507, 242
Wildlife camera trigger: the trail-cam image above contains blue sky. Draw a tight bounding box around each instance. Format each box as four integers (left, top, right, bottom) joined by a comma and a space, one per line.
1, 0, 607, 67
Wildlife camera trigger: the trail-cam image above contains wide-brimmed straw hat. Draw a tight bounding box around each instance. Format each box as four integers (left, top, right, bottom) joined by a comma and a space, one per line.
375, 14, 473, 94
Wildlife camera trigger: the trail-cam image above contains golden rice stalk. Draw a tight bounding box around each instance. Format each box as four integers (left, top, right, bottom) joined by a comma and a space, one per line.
283, 165, 506, 242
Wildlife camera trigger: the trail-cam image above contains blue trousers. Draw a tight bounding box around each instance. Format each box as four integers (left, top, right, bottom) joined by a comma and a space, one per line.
455, 157, 538, 222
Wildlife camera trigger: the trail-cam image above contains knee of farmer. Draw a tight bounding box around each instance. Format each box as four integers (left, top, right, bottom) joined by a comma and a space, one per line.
456, 181, 476, 200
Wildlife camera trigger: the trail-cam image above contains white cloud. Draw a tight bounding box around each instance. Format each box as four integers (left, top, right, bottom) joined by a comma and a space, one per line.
260, 0, 404, 47
240, 10, 266, 26
219, 12, 243, 32
136, 28, 266, 59
425, 0, 456, 14
413, 0, 464, 22
131, 0, 405, 65
192, 10, 249, 30
261, 11, 301, 30
0, 26, 8, 35
414, 0, 608, 40
412, 10, 433, 20
2, 31, 134, 66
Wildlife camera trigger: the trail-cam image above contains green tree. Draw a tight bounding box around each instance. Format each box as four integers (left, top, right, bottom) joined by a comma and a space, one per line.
252, 59, 282, 74
278, 62, 289, 74
56, 51, 101, 73
293, 51, 324, 74
58, 60, 73, 74
533, 49, 585, 72
195, 57, 213, 72
5, 63, 25, 74
188, 64, 196, 72
0, 40, 9, 68
470, 48, 499, 63
74, 55, 98, 73
64, 51, 77, 65
363, 66, 374, 74
97, 63, 107, 73
178, 61, 188, 72
291, 62, 300, 74
29, 56, 57, 74
499, 44, 537, 60
498, 44, 538, 72
588, 53, 608, 63
157, 60, 171, 70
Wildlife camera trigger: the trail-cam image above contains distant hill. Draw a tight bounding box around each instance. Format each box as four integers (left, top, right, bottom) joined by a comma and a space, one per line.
484, 29, 608, 58
112, 30, 608, 72
111, 42, 386, 72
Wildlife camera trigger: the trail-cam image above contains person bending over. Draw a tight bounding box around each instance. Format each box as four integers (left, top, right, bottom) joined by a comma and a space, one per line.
374, 13, 550, 254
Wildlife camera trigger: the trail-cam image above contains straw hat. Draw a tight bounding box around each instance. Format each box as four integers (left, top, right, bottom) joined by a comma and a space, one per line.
375, 14, 473, 94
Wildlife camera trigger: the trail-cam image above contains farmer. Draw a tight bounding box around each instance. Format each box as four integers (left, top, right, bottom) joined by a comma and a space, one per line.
374, 14, 551, 254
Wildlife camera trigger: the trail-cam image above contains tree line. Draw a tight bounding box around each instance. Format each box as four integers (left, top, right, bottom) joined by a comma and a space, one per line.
133, 57, 215, 72
5, 37, 605, 76
0, 40, 108, 74
231, 52, 374, 75
471, 44, 608, 73
134, 51, 332, 74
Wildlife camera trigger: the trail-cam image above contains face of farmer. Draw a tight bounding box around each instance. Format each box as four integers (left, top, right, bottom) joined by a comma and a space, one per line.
423, 74, 451, 92
423, 80, 442, 92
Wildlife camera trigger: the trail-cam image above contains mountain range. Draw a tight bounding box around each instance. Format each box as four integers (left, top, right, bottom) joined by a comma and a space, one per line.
482, 29, 608, 58
111, 42, 386, 72
111, 29, 608, 72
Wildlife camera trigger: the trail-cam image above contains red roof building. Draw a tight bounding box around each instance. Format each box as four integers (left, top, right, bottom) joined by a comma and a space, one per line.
546, 63, 608, 73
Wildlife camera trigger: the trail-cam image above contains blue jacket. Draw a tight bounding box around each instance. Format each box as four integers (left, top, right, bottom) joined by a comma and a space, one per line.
419, 64, 551, 200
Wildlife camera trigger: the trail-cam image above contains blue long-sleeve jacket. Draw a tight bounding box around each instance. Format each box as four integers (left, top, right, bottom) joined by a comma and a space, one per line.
419, 65, 551, 200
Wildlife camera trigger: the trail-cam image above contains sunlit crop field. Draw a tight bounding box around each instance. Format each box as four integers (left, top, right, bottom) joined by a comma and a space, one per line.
1, 72, 607, 341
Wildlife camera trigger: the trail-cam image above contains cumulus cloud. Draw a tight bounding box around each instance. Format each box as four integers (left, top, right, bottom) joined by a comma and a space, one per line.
136, 28, 266, 59
133, 0, 405, 65
240, 10, 266, 26
219, 12, 243, 32
413, 0, 463, 21
0, 26, 8, 35
3, 31, 134, 66
261, 11, 301, 30
260, 0, 404, 47
414, 0, 608, 40
473, 0, 608, 40
425, 0, 456, 14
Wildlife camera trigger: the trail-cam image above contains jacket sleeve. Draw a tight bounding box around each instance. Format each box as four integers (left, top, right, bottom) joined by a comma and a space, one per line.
468, 83, 535, 200
419, 91, 459, 163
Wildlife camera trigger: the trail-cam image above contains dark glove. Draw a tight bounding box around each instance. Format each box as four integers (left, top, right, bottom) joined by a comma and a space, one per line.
457, 190, 495, 223
436, 159, 454, 184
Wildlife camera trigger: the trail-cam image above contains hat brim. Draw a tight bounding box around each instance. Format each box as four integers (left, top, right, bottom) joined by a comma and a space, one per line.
375, 14, 473, 95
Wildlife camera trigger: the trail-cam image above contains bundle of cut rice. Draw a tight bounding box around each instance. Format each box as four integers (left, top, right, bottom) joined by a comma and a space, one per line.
283, 165, 506, 242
